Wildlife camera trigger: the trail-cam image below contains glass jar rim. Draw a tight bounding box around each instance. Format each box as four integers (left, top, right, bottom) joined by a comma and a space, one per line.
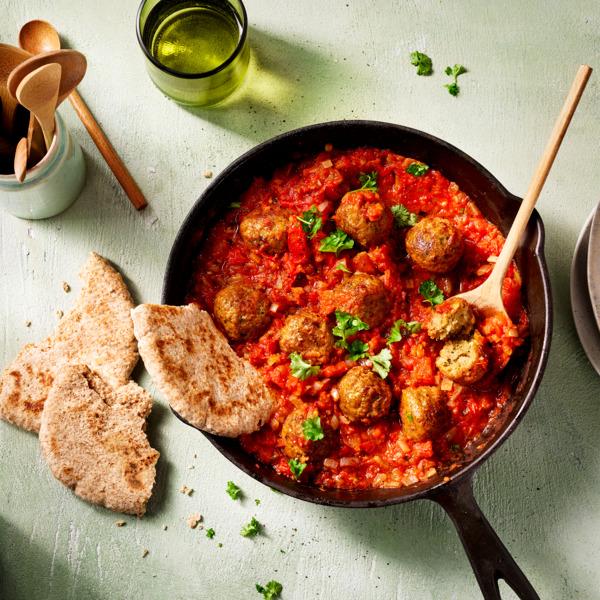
135, 0, 248, 79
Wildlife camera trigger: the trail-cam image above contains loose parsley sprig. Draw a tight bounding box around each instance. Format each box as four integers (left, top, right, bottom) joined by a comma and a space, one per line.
410, 51, 433, 76
241, 517, 263, 538
444, 64, 467, 96
391, 204, 419, 227
256, 580, 283, 600
319, 229, 355, 254
405, 162, 429, 177
419, 279, 445, 306
370, 348, 393, 379
296, 206, 322, 239
302, 416, 324, 441
387, 319, 421, 344
358, 171, 378, 191
332, 310, 369, 349
289, 353, 320, 380
226, 481, 242, 500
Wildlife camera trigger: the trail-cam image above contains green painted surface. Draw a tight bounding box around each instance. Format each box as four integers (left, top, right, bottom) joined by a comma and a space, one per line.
1, 1, 600, 598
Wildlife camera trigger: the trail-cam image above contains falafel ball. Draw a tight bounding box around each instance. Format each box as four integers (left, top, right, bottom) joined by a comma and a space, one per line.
279, 310, 334, 365
333, 190, 393, 247
329, 273, 390, 328
338, 366, 392, 423
405, 216, 463, 273
281, 407, 334, 464
427, 297, 476, 341
400, 386, 450, 441
213, 282, 271, 341
240, 208, 288, 254
436, 334, 489, 385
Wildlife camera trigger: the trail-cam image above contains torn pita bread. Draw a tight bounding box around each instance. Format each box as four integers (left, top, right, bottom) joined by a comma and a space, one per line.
39, 364, 159, 516
131, 303, 275, 437
0, 252, 137, 432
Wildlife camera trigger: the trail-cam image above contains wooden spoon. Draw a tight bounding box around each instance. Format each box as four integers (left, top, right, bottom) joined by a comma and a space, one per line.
454, 65, 592, 320
7, 49, 86, 106
15, 63, 62, 149
13, 137, 28, 182
18, 20, 148, 210
0, 43, 31, 135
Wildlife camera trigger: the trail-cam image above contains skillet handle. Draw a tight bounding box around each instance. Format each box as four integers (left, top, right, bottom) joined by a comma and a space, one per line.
431, 474, 540, 600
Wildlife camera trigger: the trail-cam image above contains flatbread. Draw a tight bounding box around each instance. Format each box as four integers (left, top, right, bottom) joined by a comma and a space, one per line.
131, 303, 275, 437
0, 252, 137, 432
39, 364, 159, 516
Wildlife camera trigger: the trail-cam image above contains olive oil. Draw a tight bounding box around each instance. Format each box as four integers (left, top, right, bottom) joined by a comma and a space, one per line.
144, 1, 242, 75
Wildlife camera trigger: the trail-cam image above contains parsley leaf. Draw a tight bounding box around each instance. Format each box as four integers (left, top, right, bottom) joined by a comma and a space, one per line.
358, 171, 378, 191
332, 310, 370, 348
229, 201, 241, 208
405, 162, 429, 177
296, 206, 322, 239
289, 352, 320, 380
302, 416, 324, 441
370, 347, 393, 379
288, 458, 307, 479
241, 516, 263, 538
410, 51, 433, 76
335, 262, 351, 273
419, 279, 445, 306
444, 64, 467, 96
256, 580, 283, 600
206, 528, 215, 538
319, 229, 355, 254
226, 480, 242, 500
387, 319, 421, 344
391, 204, 419, 227
347, 339, 370, 360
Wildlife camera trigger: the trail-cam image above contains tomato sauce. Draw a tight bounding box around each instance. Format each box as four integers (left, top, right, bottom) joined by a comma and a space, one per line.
188, 147, 528, 490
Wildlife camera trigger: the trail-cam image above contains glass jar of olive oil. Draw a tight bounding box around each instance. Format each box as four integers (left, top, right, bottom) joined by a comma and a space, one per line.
136, 0, 249, 106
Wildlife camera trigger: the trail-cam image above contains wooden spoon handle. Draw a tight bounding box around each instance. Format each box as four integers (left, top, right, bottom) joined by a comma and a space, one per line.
491, 65, 592, 284
68, 89, 148, 210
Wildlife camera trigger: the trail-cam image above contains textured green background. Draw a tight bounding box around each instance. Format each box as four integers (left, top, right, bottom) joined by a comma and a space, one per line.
1, 1, 600, 599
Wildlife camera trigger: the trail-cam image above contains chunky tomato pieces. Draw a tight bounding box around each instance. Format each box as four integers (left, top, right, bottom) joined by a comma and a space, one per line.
188, 147, 528, 490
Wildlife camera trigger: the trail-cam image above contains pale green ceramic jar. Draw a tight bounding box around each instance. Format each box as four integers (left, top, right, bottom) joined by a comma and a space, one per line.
0, 113, 86, 220
136, 0, 250, 106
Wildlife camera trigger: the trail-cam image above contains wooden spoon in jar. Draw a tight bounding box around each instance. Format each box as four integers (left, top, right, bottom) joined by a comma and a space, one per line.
15, 63, 62, 149
454, 65, 592, 320
13, 137, 28, 182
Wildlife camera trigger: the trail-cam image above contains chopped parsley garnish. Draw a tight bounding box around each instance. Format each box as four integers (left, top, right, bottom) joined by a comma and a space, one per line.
387, 319, 421, 344
370, 347, 392, 379
241, 517, 263, 538
256, 580, 283, 600
391, 204, 419, 227
206, 528, 215, 538
347, 339, 370, 360
289, 352, 320, 380
419, 279, 445, 306
288, 458, 307, 479
226, 480, 242, 500
410, 51, 433, 76
358, 171, 378, 191
405, 412, 414, 423
255, 498, 261, 506
229, 201, 241, 208
296, 206, 322, 239
302, 416, 325, 441
335, 262, 352, 273
444, 64, 467, 96
319, 229, 355, 254
405, 162, 429, 177
332, 310, 369, 349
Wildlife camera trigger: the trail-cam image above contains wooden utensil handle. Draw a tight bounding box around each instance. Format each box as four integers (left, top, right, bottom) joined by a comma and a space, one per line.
491, 64, 592, 285
68, 89, 148, 210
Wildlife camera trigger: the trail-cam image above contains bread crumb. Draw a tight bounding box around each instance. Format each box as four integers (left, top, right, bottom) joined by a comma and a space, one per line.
179, 485, 193, 496
115, 520, 126, 527
187, 513, 202, 529
62, 282, 71, 293
203, 170, 213, 178
25, 320, 31, 327
56, 309, 64, 319
142, 548, 149, 558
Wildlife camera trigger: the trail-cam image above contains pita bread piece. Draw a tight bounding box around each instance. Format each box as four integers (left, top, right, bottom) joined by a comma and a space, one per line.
132, 303, 275, 438
0, 252, 137, 432
39, 364, 159, 516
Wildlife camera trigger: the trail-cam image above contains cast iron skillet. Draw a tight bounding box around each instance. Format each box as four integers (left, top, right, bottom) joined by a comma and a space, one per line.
163, 120, 552, 600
